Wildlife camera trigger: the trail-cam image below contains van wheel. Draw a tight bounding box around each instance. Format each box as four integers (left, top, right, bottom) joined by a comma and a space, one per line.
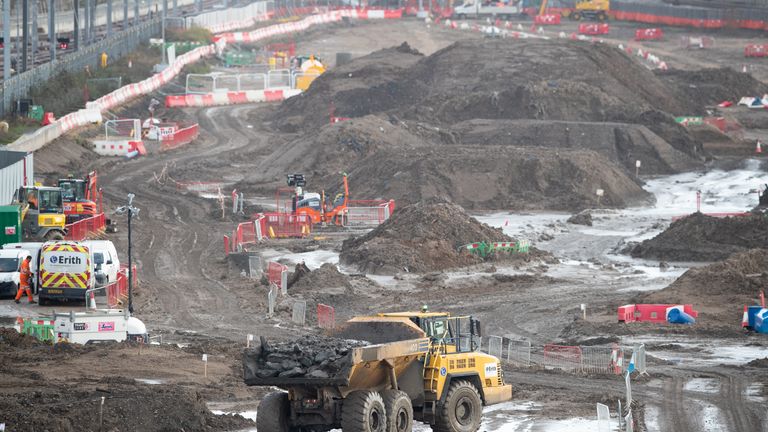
382, 390, 413, 432
432, 381, 482, 432
342, 390, 387, 432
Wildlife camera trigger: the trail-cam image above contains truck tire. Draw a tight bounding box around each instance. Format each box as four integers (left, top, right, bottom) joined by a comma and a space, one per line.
596, 11, 607, 22
342, 390, 387, 432
382, 390, 413, 432
432, 381, 482, 432
44, 230, 64, 241
257, 392, 291, 432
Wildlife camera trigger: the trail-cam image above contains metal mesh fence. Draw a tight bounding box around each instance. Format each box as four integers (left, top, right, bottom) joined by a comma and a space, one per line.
582, 345, 625, 375
248, 255, 261, 279
506, 339, 531, 367
292, 300, 307, 326
104, 118, 141, 140
596, 403, 611, 432
487, 336, 503, 359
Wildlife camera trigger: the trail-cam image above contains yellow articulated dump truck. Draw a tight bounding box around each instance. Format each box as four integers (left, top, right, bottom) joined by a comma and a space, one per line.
243, 311, 512, 432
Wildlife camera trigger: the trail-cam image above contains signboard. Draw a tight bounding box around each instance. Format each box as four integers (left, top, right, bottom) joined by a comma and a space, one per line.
74, 323, 88, 331
4, 226, 15, 235
483, 362, 498, 378
45, 251, 88, 273
158, 126, 176, 141
98, 321, 115, 332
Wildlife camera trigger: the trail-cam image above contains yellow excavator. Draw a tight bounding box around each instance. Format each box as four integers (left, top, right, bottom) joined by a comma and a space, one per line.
538, 0, 610, 21
245, 309, 512, 432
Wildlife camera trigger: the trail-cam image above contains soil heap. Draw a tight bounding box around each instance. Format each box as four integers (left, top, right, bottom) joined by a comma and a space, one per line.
246, 116, 654, 211
657, 68, 768, 110
274, 39, 708, 159
640, 249, 768, 319
340, 198, 516, 274
243, 335, 369, 381
289, 262, 352, 291
630, 213, 768, 261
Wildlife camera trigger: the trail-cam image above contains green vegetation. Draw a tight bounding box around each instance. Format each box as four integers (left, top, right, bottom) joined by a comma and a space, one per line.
166, 26, 214, 44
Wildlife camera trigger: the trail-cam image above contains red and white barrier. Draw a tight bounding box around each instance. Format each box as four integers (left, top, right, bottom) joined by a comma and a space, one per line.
618, 304, 699, 323
165, 89, 301, 108
578, 23, 609, 35
635, 28, 663, 41
92, 140, 147, 157
745, 44, 768, 58
535, 14, 561, 25
161, 123, 200, 150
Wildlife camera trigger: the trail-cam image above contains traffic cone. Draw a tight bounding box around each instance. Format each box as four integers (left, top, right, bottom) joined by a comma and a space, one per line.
756, 140, 762, 154
743, 64, 748, 73
89, 292, 97, 310
742, 305, 750, 329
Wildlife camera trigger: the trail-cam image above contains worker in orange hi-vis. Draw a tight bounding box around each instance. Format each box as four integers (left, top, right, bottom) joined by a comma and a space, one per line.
14, 256, 36, 304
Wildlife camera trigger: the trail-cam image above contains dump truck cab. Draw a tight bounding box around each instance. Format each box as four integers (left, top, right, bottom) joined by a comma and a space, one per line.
13, 186, 66, 241
246, 310, 512, 432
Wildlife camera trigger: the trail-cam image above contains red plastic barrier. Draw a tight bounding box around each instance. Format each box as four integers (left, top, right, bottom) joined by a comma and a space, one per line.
64, 213, 106, 241
261, 212, 312, 239
578, 23, 609, 35
618, 304, 699, 323
267, 262, 288, 289
535, 14, 561, 25
745, 44, 768, 58
161, 123, 200, 151
635, 28, 663, 41
317, 304, 336, 329
106, 266, 137, 308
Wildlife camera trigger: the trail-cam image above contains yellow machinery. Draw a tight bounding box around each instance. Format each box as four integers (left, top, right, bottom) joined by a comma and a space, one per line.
568, 0, 609, 21
13, 186, 66, 241
293, 55, 326, 91
246, 311, 512, 432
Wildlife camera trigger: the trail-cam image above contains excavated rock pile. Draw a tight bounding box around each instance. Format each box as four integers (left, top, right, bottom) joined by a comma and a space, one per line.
340, 198, 530, 274
243, 335, 368, 381
288, 263, 352, 291
630, 213, 768, 261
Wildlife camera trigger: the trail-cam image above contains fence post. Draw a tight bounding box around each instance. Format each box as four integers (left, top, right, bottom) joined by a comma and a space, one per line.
596, 403, 611, 432
292, 300, 306, 325
267, 285, 276, 317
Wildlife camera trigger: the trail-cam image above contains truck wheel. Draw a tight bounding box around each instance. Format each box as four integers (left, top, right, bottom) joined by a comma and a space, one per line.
433, 381, 482, 432
597, 11, 607, 21
382, 390, 413, 432
342, 390, 387, 432
44, 231, 64, 241
257, 392, 291, 432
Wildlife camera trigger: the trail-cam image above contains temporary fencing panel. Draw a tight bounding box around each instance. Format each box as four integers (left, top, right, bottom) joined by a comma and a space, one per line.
262, 213, 312, 239
745, 44, 768, 57
239, 74, 268, 91
64, 213, 107, 241
161, 123, 200, 151
634, 28, 663, 41
21, 319, 56, 342
582, 345, 625, 375
317, 304, 335, 329
625, 411, 634, 432
106, 267, 134, 308
346, 200, 394, 226
506, 339, 531, 367
680, 36, 715, 49
543, 344, 582, 372
186, 74, 217, 94
248, 256, 262, 279
267, 69, 293, 88
534, 14, 561, 25
487, 335, 503, 359
596, 403, 611, 432
267, 286, 277, 316
292, 300, 307, 325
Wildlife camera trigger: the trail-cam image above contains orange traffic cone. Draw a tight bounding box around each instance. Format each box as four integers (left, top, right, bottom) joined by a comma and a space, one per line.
757, 140, 763, 154
89, 292, 97, 310
742, 305, 750, 329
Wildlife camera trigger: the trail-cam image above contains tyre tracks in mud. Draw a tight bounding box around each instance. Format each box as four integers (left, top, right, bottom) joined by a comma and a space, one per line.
99, 105, 279, 336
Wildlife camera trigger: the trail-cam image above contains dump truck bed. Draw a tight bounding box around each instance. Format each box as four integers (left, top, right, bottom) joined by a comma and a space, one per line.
244, 337, 430, 387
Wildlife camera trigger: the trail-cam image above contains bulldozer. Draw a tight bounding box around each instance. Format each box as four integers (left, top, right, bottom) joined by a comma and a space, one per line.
12, 185, 67, 241
58, 171, 100, 224
245, 310, 512, 432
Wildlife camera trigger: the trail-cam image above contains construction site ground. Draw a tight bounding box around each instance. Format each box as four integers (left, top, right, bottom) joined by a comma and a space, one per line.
1, 17, 768, 432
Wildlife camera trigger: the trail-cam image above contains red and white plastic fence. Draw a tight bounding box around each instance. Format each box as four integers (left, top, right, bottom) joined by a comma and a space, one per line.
617, 304, 699, 323
635, 28, 663, 41
578, 23, 609, 35
160, 123, 200, 151
317, 304, 335, 329
346, 199, 396, 226
165, 89, 301, 108
260, 212, 312, 239
64, 213, 107, 241
534, 14, 561, 25
745, 44, 768, 58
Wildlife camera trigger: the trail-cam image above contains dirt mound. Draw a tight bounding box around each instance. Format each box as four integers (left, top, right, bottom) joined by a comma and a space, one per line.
244, 115, 653, 211
630, 213, 768, 261
340, 198, 517, 274
453, 119, 703, 175
0, 384, 253, 432
243, 335, 368, 381
289, 263, 352, 291
275, 39, 704, 158
567, 211, 593, 226
657, 68, 768, 110
747, 357, 768, 368
0, 327, 47, 349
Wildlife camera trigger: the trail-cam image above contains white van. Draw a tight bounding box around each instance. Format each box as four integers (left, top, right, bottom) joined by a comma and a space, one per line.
0, 249, 32, 298
3, 242, 43, 293
82, 240, 121, 287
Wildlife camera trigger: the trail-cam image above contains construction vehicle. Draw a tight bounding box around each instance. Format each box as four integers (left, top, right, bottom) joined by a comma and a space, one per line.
12, 186, 67, 241
452, 1, 521, 20
37, 240, 94, 304
529, 0, 609, 21
291, 55, 326, 91
282, 173, 349, 226
246, 310, 512, 432
58, 171, 101, 224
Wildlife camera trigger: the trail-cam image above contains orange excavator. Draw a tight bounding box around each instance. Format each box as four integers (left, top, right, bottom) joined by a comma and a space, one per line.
58, 171, 101, 223
285, 173, 349, 226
